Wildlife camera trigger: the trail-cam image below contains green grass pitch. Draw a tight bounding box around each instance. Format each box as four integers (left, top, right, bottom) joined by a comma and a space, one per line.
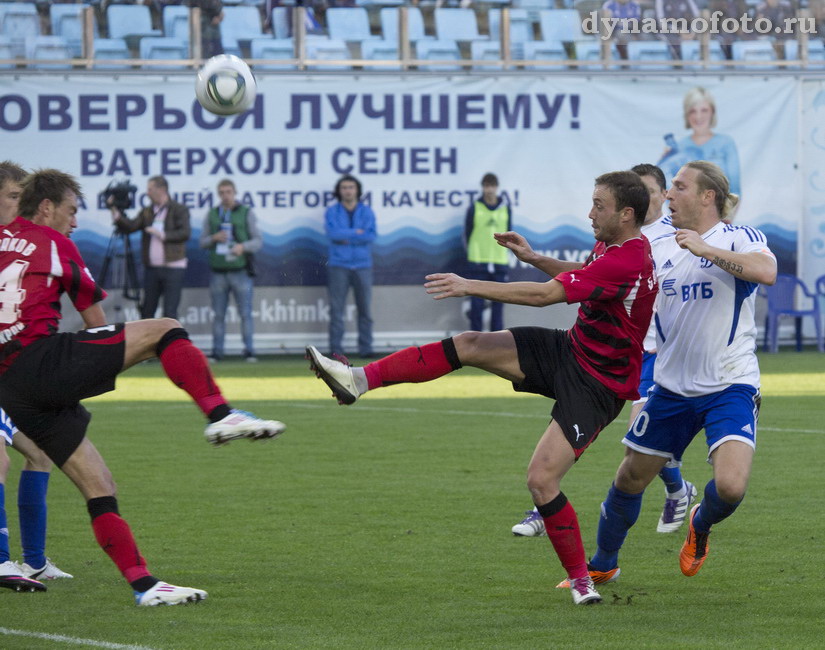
0, 351, 822, 649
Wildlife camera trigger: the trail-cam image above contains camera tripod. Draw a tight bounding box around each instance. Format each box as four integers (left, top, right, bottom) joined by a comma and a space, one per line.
99, 224, 141, 304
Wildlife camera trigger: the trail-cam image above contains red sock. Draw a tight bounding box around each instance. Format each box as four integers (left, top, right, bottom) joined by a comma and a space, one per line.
363, 340, 460, 390
91, 512, 151, 584
159, 339, 227, 417
541, 499, 588, 581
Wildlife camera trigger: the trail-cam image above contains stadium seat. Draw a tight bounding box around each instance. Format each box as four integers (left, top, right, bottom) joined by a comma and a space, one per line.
163, 5, 190, 41
538, 8, 584, 42
470, 40, 502, 69
24, 35, 72, 69
220, 5, 263, 57
106, 4, 161, 50
784, 39, 825, 69
92, 37, 132, 69
360, 39, 400, 69
626, 40, 674, 69
521, 40, 567, 68
513, 0, 555, 22
269, 6, 290, 39
572, 39, 618, 69
731, 39, 777, 69
679, 40, 727, 70
51, 4, 98, 57
434, 9, 486, 43
380, 7, 433, 45
488, 9, 532, 59
327, 8, 378, 43
139, 36, 189, 68
760, 274, 824, 352
415, 39, 462, 70
0, 2, 40, 58
249, 37, 294, 70
0, 34, 13, 68
306, 38, 352, 69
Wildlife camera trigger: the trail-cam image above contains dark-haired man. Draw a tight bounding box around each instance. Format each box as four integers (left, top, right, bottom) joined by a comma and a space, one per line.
0, 169, 285, 605
307, 171, 657, 606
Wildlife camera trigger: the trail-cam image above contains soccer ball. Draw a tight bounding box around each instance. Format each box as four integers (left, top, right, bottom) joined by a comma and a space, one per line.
195, 54, 257, 116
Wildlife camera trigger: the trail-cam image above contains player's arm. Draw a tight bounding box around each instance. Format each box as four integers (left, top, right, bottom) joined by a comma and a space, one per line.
493, 231, 583, 277
79, 303, 107, 328
675, 229, 777, 285
424, 273, 567, 307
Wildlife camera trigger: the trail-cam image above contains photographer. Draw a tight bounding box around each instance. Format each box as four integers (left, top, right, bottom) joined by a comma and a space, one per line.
109, 176, 191, 320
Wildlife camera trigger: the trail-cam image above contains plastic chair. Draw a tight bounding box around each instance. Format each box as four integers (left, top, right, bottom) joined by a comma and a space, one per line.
0, 34, 13, 68
249, 37, 294, 70
0, 2, 40, 58
783, 39, 825, 69
25, 35, 72, 69
488, 9, 533, 43
513, 0, 555, 22
626, 40, 673, 69
415, 39, 461, 70
51, 4, 97, 57
731, 39, 777, 69
92, 37, 132, 69
306, 38, 352, 69
573, 39, 618, 69
759, 274, 824, 352
380, 7, 432, 44
221, 5, 263, 56
327, 8, 378, 42
434, 9, 485, 42
139, 36, 188, 68
360, 39, 400, 69
679, 39, 726, 70
470, 40, 502, 69
521, 39, 566, 68
106, 4, 161, 49
538, 9, 583, 43
163, 5, 190, 40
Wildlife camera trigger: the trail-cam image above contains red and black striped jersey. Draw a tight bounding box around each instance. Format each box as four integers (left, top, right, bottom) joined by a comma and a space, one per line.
556, 237, 657, 400
0, 217, 106, 372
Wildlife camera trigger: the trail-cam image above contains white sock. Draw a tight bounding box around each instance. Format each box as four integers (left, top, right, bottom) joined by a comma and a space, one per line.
667, 481, 687, 500
352, 367, 368, 395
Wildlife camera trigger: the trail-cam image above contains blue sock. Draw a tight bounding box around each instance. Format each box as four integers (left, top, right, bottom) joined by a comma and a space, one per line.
18, 470, 49, 569
658, 465, 684, 495
591, 484, 644, 572
0, 484, 9, 563
693, 480, 741, 534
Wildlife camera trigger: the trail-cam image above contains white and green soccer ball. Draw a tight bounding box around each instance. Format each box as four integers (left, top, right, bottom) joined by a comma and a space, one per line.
195, 54, 257, 116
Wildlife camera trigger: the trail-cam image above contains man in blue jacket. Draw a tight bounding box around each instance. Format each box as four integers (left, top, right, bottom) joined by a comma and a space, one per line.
325, 175, 377, 358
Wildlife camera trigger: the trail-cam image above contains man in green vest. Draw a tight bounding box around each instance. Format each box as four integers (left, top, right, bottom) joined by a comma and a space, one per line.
464, 173, 512, 331
199, 179, 262, 362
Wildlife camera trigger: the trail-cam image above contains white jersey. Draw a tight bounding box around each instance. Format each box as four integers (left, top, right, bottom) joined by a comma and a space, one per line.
641, 215, 675, 353
653, 222, 775, 397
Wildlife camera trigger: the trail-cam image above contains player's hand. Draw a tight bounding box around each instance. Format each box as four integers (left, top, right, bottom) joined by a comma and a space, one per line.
674, 229, 708, 257
494, 231, 534, 262
424, 273, 470, 299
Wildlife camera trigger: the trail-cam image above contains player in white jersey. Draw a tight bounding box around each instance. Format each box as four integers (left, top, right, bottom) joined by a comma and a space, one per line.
573, 160, 776, 586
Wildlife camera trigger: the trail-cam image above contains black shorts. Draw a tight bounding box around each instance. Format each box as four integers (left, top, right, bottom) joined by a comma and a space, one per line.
510, 327, 625, 458
0, 324, 126, 467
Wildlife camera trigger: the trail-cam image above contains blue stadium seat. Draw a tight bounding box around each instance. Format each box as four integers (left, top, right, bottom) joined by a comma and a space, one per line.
626, 40, 674, 69
269, 6, 291, 39
760, 274, 824, 352
521, 39, 566, 68
538, 9, 585, 43
0, 2, 40, 58
784, 39, 825, 69
249, 36, 294, 70
360, 39, 400, 70
488, 9, 532, 59
415, 39, 462, 70
221, 6, 263, 56
470, 40, 502, 69
380, 7, 433, 44
163, 5, 190, 41
92, 37, 132, 69
434, 9, 485, 43
106, 4, 161, 50
306, 38, 352, 69
0, 34, 13, 68
25, 35, 72, 70
139, 36, 188, 68
51, 4, 98, 57
514, 0, 555, 22
327, 8, 378, 43
731, 39, 777, 69
573, 39, 618, 69
679, 40, 727, 70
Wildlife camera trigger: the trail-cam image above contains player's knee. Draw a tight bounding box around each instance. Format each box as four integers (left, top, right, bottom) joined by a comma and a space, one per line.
715, 478, 747, 504
156, 317, 182, 333
452, 331, 484, 362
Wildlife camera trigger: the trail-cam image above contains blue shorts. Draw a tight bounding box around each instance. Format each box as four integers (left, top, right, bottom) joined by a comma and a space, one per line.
623, 384, 761, 464
632, 351, 656, 405
0, 408, 16, 446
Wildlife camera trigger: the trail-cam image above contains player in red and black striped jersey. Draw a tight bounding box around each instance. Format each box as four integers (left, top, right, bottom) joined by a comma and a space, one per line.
306, 171, 656, 606
0, 169, 286, 606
